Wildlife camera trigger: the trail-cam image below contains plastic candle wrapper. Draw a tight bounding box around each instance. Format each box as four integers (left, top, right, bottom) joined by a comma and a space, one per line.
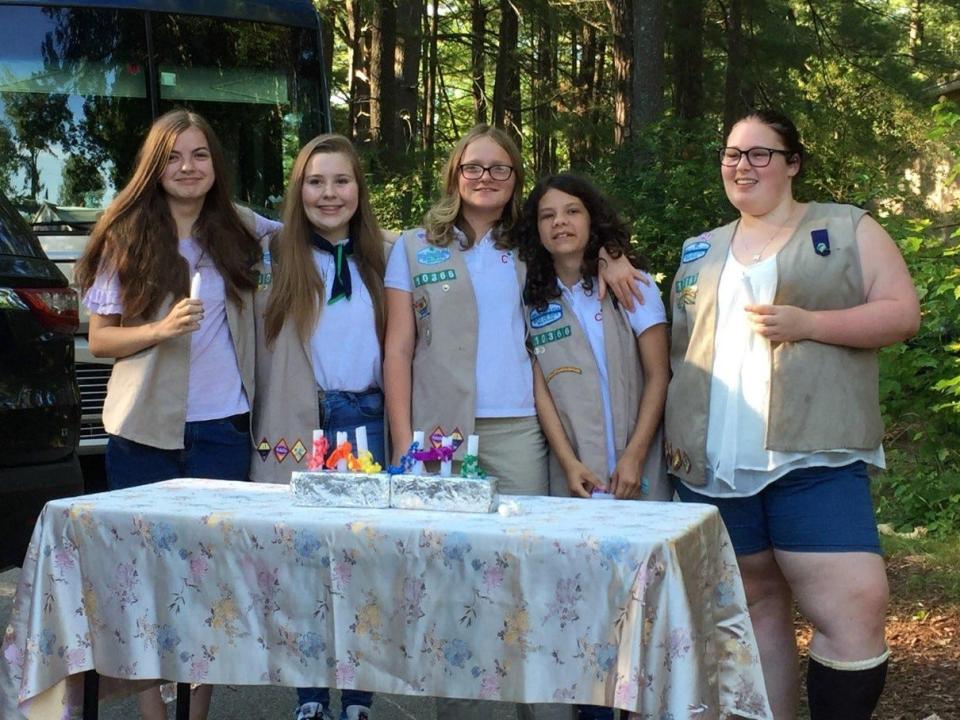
497, 500, 522, 517
390, 474, 499, 513
290, 470, 391, 508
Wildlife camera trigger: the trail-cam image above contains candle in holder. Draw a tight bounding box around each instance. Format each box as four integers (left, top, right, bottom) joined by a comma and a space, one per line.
466, 434, 479, 457
412, 430, 425, 474
440, 435, 453, 478
190, 271, 202, 300
355, 425, 368, 456
336, 431, 348, 471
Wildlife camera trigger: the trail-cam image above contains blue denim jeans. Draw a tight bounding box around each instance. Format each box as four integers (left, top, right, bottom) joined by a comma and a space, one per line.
106, 414, 251, 490
297, 389, 384, 714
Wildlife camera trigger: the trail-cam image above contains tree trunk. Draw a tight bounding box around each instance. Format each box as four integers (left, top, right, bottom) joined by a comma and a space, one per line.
909, 0, 923, 67
569, 23, 598, 169
722, 0, 752, 135
631, 0, 665, 134
369, 0, 398, 158
395, 0, 423, 153
533, 2, 556, 176
423, 0, 439, 155
605, 0, 632, 145
670, 0, 704, 121
471, 0, 488, 124
346, 0, 370, 141
493, 0, 521, 144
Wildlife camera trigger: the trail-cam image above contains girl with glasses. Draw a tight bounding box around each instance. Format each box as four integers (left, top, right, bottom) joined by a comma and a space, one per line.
665, 109, 920, 720
382, 125, 645, 720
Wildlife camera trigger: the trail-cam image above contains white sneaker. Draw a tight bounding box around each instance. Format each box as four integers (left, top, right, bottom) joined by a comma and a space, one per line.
341, 705, 371, 720
296, 702, 334, 720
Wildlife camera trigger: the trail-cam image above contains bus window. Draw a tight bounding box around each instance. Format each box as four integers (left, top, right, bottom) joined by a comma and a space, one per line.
153, 14, 322, 215
0, 6, 152, 217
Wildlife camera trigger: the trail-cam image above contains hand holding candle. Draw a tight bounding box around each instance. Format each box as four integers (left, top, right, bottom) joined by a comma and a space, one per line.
190, 271, 202, 300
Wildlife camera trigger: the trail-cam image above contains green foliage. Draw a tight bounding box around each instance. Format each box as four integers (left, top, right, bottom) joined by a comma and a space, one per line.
873, 100, 960, 537
580, 118, 731, 277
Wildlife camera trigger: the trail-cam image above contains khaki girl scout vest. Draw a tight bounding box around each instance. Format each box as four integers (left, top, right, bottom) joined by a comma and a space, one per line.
103, 207, 261, 450
102, 280, 256, 450
251, 237, 393, 484
526, 291, 670, 500
664, 202, 884, 486
402, 228, 527, 461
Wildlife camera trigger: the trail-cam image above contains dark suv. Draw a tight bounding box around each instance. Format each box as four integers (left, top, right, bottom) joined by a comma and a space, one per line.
0, 191, 82, 570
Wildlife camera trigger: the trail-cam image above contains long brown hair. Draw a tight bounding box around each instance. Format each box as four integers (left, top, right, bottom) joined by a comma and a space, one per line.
75, 109, 259, 319
423, 124, 525, 250
263, 134, 386, 347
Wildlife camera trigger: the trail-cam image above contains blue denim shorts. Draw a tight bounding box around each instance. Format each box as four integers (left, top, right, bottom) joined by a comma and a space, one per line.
106, 413, 251, 490
674, 461, 882, 556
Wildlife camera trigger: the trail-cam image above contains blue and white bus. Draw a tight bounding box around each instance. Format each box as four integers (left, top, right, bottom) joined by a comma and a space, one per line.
0, 0, 332, 453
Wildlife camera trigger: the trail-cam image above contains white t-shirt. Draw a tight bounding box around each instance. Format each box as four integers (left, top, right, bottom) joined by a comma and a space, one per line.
559, 274, 667, 475
384, 228, 535, 417
693, 248, 885, 497
308, 242, 382, 392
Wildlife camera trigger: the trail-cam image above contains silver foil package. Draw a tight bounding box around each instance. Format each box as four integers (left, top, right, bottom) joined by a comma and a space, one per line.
390, 474, 499, 513
290, 471, 391, 508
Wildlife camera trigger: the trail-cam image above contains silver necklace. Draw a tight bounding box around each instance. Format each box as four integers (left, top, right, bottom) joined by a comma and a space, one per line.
740, 205, 795, 263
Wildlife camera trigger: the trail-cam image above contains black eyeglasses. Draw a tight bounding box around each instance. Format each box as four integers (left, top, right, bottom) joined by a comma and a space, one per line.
458, 163, 514, 181
718, 146, 793, 167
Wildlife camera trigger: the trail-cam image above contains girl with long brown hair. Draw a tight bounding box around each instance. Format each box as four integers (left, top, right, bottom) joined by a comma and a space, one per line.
250, 133, 387, 720
75, 108, 273, 718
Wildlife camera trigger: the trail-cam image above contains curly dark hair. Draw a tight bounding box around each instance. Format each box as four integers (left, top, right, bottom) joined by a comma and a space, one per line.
517, 173, 647, 311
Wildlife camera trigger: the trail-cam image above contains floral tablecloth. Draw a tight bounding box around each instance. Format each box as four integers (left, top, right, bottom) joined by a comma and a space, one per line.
2, 479, 770, 719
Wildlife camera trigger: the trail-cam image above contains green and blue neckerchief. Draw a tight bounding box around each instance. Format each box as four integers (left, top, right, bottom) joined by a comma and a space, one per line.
310, 232, 353, 304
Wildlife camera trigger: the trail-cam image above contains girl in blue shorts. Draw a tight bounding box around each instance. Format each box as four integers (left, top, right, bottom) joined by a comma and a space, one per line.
665, 109, 920, 720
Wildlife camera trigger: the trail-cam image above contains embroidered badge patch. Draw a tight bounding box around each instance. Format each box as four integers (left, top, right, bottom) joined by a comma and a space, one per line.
414, 269, 457, 287
811, 229, 831, 257
290, 439, 307, 463
414, 295, 430, 319
257, 438, 271, 462
529, 302, 563, 329
681, 240, 711, 264
532, 325, 572, 347
273, 438, 290, 463
428, 426, 465, 450
546, 366, 583, 382
416, 246, 451, 265
675, 274, 699, 294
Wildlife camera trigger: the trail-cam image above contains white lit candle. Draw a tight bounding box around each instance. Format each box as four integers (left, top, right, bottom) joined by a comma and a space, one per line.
336, 431, 348, 471
467, 434, 479, 457
355, 425, 368, 455
412, 430, 425, 474
440, 435, 453, 478
190, 271, 202, 300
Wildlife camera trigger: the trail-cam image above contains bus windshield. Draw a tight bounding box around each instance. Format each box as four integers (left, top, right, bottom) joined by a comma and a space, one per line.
0, 3, 324, 224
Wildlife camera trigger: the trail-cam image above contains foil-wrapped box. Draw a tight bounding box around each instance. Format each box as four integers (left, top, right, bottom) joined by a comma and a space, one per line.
290, 471, 391, 508
390, 474, 499, 513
